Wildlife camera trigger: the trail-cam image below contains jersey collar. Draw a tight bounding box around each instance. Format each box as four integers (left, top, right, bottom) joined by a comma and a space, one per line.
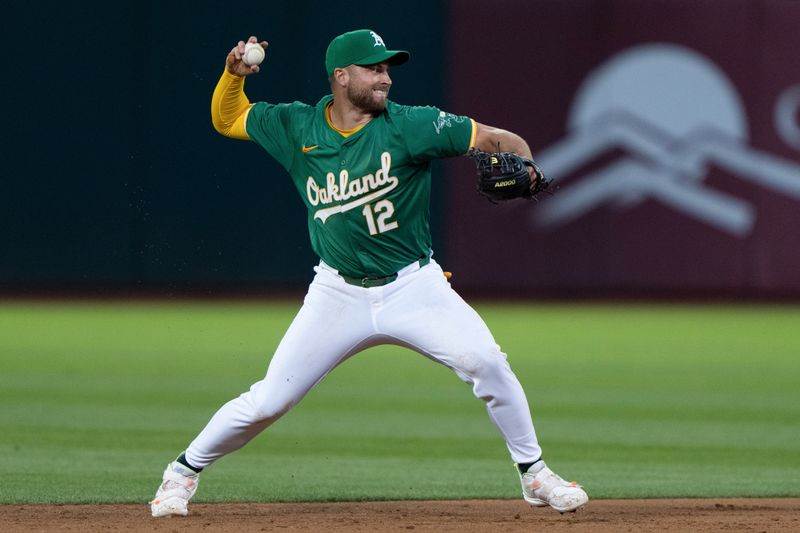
324, 100, 366, 138
318, 95, 390, 140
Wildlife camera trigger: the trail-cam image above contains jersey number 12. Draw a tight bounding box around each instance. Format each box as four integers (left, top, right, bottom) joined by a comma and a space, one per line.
362, 200, 398, 235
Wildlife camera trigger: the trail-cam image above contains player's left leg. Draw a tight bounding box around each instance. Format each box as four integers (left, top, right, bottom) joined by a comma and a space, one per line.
378, 260, 539, 462
378, 259, 588, 512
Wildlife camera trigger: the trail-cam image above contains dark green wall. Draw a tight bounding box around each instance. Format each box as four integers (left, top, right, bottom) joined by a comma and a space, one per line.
2, 1, 446, 291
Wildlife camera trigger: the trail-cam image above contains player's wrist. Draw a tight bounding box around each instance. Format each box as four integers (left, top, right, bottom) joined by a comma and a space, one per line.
223, 67, 246, 79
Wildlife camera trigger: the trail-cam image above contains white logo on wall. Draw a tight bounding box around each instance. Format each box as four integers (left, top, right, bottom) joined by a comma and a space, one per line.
532, 43, 800, 236
370, 31, 385, 47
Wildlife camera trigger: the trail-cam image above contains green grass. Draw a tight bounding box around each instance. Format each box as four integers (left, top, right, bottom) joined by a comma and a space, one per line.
0, 301, 798, 503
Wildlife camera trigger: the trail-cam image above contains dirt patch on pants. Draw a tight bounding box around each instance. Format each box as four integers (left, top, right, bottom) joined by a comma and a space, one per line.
2, 499, 798, 532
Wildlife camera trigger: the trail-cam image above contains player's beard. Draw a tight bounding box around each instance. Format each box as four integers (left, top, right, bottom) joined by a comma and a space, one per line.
348, 83, 389, 114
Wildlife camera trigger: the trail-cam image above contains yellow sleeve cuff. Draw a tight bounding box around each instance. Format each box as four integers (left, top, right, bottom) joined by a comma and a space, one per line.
468, 118, 477, 151
211, 70, 252, 140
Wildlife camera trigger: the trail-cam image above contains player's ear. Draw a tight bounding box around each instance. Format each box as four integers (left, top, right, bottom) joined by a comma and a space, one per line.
332, 67, 349, 88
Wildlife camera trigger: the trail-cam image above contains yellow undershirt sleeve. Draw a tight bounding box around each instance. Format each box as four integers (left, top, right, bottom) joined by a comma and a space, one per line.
468, 118, 478, 151
211, 69, 253, 140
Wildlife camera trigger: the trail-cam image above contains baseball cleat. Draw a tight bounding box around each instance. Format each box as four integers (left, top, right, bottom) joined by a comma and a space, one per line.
519, 462, 588, 513
150, 462, 200, 517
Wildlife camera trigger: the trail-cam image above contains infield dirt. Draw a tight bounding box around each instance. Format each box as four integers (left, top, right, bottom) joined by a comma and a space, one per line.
2, 499, 798, 532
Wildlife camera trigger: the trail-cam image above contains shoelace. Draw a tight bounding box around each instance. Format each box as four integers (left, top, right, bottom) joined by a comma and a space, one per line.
528, 468, 582, 493
151, 470, 197, 504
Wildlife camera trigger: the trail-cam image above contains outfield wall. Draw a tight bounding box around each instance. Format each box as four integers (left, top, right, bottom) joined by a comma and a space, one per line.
3, 0, 799, 297
444, 0, 800, 297
1, 1, 446, 291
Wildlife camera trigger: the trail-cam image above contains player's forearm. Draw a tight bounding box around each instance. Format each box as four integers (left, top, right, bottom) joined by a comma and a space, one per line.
473, 123, 532, 158
211, 70, 252, 140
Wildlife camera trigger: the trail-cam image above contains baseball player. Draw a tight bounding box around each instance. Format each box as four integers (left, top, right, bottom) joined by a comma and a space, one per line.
150, 29, 588, 517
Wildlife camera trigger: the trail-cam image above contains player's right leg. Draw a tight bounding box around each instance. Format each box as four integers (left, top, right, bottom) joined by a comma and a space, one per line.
150, 265, 375, 517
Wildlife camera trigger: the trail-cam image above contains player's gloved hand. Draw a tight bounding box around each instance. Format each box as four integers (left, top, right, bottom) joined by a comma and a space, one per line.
226, 36, 268, 76
469, 148, 551, 203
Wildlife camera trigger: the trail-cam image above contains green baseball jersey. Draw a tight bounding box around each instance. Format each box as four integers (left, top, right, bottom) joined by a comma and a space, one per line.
246, 95, 474, 278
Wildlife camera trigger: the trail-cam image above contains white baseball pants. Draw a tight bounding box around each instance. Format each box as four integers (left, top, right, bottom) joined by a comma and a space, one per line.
184, 258, 542, 468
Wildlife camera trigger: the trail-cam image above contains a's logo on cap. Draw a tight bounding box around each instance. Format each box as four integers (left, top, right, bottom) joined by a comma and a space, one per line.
370, 31, 385, 47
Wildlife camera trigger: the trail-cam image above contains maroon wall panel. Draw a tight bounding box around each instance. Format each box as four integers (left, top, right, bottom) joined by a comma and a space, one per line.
444, 0, 800, 296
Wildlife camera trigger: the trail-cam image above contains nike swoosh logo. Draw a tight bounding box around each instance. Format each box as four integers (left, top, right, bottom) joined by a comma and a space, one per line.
302, 145, 319, 153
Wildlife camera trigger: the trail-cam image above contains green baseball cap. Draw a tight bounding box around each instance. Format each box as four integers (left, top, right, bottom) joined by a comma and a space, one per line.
325, 29, 409, 76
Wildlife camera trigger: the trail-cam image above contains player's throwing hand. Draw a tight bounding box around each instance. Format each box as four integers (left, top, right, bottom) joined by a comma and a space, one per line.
226, 36, 268, 76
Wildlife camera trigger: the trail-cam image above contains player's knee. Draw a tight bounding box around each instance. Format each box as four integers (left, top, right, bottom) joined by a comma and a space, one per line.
454, 351, 482, 376
253, 398, 295, 422
246, 386, 296, 422
456, 347, 507, 379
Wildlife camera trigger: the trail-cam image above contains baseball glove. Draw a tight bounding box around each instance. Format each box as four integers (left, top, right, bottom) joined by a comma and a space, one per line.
469, 149, 551, 203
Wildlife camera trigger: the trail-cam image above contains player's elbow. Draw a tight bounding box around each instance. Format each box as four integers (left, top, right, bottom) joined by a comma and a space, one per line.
211, 115, 226, 135
211, 118, 235, 138
211, 114, 251, 141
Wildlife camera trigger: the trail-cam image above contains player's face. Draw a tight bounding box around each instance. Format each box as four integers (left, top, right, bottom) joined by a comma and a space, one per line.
346, 62, 392, 113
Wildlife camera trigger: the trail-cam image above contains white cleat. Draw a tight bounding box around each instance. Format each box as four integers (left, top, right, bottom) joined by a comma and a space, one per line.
150, 462, 200, 517
519, 462, 589, 513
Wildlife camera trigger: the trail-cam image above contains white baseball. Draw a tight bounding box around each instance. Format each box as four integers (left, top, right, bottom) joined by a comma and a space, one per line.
242, 42, 265, 66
